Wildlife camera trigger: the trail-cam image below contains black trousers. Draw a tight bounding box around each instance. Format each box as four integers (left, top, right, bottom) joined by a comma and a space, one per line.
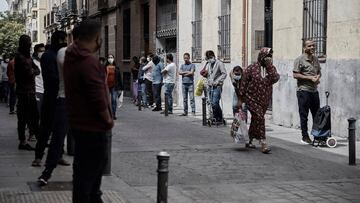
297, 91, 320, 137
16, 93, 39, 141
45, 98, 68, 169
8, 84, 16, 112
35, 93, 57, 159
152, 83, 162, 109
72, 129, 109, 203
145, 79, 153, 106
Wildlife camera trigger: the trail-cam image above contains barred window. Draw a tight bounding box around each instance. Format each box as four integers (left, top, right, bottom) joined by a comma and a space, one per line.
191, 20, 202, 62
218, 14, 231, 61
303, 0, 327, 58
255, 30, 264, 50
123, 9, 131, 60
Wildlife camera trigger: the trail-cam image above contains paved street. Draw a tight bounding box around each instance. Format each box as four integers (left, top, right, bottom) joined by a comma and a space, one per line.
0, 99, 360, 203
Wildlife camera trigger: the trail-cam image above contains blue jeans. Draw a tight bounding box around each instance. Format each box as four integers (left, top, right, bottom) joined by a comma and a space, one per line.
152, 83, 162, 109
207, 86, 223, 121
164, 83, 175, 112
182, 83, 195, 114
140, 83, 147, 107
109, 88, 117, 117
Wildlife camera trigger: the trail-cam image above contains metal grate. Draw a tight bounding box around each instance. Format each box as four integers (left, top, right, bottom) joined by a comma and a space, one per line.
191, 20, 202, 62
218, 14, 231, 61
303, 0, 327, 58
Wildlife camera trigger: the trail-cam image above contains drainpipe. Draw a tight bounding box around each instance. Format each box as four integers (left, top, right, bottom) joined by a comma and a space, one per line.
242, 0, 248, 68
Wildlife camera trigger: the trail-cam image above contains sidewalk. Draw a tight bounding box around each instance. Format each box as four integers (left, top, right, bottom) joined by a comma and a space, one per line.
1, 100, 360, 203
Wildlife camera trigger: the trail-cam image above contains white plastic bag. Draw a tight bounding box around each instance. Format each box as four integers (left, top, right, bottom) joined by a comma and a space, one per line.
117, 91, 123, 108
230, 112, 249, 144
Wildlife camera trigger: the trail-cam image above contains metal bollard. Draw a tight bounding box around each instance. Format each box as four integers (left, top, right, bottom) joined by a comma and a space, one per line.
164, 93, 169, 116
348, 118, 357, 165
202, 97, 207, 126
157, 151, 170, 203
103, 131, 112, 175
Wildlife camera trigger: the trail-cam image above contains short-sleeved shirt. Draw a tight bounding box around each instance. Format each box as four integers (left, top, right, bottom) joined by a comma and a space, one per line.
163, 62, 177, 84
180, 63, 195, 84
293, 54, 321, 92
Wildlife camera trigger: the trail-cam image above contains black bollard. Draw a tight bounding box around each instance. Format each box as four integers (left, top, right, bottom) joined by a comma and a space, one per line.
164, 93, 169, 116
103, 131, 112, 175
157, 151, 170, 203
202, 97, 207, 126
348, 118, 357, 166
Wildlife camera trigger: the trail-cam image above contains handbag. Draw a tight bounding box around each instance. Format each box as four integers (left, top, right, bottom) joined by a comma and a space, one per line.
200, 63, 208, 77
230, 111, 249, 144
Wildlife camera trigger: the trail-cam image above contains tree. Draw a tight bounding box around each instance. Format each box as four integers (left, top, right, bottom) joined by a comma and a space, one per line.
0, 11, 26, 57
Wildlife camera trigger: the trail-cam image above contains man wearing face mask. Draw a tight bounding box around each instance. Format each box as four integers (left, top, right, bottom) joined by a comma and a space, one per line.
1, 55, 10, 103
32, 31, 68, 167
32, 43, 45, 115
204, 50, 227, 123
14, 35, 40, 150
64, 20, 113, 203
230, 65, 245, 116
239, 47, 280, 153
142, 54, 154, 107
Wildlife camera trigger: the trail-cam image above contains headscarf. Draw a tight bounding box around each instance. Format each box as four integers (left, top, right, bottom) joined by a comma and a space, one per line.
257, 47, 273, 63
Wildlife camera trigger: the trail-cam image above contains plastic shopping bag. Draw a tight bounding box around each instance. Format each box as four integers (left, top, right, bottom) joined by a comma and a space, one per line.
195, 78, 205, 96
230, 111, 249, 144
117, 91, 124, 108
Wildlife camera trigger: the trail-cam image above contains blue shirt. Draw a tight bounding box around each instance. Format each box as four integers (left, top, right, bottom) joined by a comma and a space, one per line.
152, 62, 164, 84
180, 63, 195, 84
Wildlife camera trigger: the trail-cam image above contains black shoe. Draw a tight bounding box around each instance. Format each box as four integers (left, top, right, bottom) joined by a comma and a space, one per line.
301, 136, 312, 144
179, 113, 188, 116
152, 107, 162, 111
18, 143, 35, 151
168, 111, 173, 114
9, 111, 16, 115
38, 169, 53, 186
113, 116, 117, 120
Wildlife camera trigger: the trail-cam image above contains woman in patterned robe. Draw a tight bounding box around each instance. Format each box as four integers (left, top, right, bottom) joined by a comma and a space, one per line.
238, 47, 280, 154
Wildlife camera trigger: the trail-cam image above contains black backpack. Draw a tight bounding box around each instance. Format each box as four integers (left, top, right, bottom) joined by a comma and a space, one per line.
311, 92, 331, 138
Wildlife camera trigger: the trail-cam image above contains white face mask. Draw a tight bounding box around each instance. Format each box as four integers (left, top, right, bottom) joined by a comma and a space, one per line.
108, 58, 114, 64
5, 59, 9, 63
209, 58, 216, 63
147, 57, 151, 62
38, 52, 44, 59
233, 75, 242, 81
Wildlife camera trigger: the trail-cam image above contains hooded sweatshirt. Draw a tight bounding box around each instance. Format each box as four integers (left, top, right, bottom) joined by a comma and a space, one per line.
63, 43, 112, 132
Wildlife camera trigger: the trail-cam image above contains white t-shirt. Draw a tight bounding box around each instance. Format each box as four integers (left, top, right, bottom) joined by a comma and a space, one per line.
163, 62, 177, 84
57, 47, 67, 98
33, 59, 44, 93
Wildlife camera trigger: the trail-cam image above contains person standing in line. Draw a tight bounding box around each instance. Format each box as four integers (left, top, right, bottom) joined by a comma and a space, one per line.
64, 20, 114, 203
32, 31, 67, 166
151, 55, 164, 111
293, 40, 321, 144
230, 65, 247, 117
105, 54, 123, 120
239, 47, 280, 153
37, 29, 78, 185
32, 44, 45, 116
161, 54, 177, 114
138, 56, 147, 107
204, 50, 227, 123
179, 53, 196, 116
131, 56, 140, 104
7, 56, 16, 114
1, 55, 9, 104
14, 35, 40, 150
142, 54, 154, 107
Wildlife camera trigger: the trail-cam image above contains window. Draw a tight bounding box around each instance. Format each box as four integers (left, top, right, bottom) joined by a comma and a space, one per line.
303, 0, 327, 58
191, 0, 202, 62
32, 11, 37, 19
44, 15, 46, 28
104, 26, 109, 57
255, 30, 264, 50
123, 9, 131, 60
32, 31, 38, 42
32, 0, 37, 8
218, 0, 231, 61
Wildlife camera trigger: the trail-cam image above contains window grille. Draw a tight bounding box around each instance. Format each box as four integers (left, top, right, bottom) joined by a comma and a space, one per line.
218, 14, 231, 61
255, 30, 264, 50
191, 20, 202, 62
303, 0, 327, 58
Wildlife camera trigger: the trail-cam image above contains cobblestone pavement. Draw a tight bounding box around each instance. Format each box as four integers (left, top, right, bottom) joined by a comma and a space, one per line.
1, 100, 360, 202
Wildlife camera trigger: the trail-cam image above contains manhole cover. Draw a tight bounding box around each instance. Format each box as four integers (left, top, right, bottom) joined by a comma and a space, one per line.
28, 181, 73, 192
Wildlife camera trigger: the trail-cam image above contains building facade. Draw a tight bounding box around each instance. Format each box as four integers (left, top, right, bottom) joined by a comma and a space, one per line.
272, 0, 360, 139
177, 0, 266, 116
